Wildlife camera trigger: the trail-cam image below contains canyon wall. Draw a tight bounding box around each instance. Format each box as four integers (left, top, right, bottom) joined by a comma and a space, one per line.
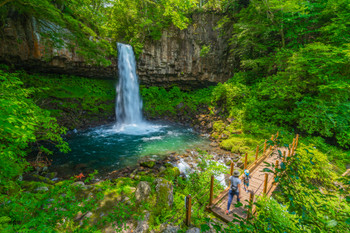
0, 13, 235, 87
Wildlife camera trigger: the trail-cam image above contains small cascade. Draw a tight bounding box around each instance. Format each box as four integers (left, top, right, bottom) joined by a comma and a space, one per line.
116, 43, 143, 125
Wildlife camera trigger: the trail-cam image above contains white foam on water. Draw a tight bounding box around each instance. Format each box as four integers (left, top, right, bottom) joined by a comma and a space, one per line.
174, 158, 192, 175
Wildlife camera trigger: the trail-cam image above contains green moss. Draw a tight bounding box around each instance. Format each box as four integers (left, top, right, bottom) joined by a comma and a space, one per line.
153, 179, 173, 216
140, 161, 156, 168
213, 120, 225, 134
220, 136, 260, 154
159, 167, 180, 180
21, 181, 50, 192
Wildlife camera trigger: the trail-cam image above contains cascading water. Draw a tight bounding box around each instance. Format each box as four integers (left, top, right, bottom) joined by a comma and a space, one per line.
116, 43, 143, 125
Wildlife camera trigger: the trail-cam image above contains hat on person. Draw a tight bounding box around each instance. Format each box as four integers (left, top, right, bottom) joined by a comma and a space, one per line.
233, 170, 240, 177
244, 169, 250, 176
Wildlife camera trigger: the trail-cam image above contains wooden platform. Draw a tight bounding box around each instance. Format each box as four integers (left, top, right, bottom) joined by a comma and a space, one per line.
208, 147, 287, 222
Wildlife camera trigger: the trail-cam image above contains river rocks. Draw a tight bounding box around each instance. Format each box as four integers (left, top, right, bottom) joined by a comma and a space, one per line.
135, 181, 151, 203
154, 178, 173, 214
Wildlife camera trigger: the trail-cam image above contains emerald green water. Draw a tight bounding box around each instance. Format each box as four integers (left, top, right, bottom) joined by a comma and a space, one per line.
50, 122, 209, 176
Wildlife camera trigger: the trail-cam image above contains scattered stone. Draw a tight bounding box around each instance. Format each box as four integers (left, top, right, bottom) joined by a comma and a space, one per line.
162, 225, 180, 233
135, 181, 151, 203
209, 142, 219, 147
72, 181, 85, 187
35, 186, 49, 192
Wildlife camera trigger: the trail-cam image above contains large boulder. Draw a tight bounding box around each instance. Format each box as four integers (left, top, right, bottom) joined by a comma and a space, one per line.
135, 181, 151, 203
154, 178, 173, 215
134, 211, 150, 233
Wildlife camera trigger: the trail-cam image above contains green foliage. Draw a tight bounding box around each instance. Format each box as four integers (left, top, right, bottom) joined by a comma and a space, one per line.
211, 81, 248, 117
0, 68, 68, 186
200, 44, 211, 57
106, 0, 198, 55
141, 86, 214, 118
17, 69, 116, 129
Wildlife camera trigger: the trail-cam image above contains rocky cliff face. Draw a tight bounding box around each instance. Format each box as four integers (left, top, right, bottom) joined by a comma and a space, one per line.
0, 13, 234, 87
138, 13, 235, 88
0, 14, 117, 79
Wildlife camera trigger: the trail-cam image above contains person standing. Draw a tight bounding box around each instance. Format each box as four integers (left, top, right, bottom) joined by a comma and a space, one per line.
243, 169, 250, 192
226, 170, 241, 215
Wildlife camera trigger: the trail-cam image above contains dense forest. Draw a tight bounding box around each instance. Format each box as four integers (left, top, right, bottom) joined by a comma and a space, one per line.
0, 0, 349, 232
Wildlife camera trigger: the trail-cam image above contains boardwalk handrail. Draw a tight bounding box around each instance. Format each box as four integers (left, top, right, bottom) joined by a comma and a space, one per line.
166, 133, 300, 226
207, 133, 300, 223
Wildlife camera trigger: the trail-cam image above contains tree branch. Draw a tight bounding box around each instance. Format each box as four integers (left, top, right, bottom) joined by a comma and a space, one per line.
0, 0, 13, 8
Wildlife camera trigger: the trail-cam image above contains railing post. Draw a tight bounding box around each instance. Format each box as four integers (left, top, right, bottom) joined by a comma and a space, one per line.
255, 145, 259, 163
209, 175, 214, 206
244, 152, 248, 170
274, 160, 279, 184
263, 174, 268, 194
230, 161, 234, 176
246, 191, 255, 220
291, 138, 296, 156
283, 151, 286, 162
287, 147, 291, 158
295, 134, 299, 149
263, 140, 267, 155
186, 194, 192, 226
270, 134, 274, 150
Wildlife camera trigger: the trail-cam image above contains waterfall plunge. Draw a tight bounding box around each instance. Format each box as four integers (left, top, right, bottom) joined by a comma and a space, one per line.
116, 43, 143, 124
114, 43, 162, 135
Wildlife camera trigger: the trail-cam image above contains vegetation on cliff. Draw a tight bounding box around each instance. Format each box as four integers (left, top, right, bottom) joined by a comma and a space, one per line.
0, 0, 349, 232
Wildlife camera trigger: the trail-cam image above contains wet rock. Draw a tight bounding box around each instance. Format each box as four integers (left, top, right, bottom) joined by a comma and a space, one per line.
135, 181, 151, 203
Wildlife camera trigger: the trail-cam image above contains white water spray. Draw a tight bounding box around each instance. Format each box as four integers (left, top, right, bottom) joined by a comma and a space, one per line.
114, 43, 163, 135
116, 43, 143, 124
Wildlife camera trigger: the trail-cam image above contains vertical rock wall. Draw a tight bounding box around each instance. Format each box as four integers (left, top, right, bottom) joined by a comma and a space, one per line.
0, 13, 235, 87
0, 14, 117, 79
138, 13, 235, 88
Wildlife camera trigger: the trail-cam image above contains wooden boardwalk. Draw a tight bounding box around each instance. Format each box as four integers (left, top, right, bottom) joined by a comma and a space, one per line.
208, 147, 288, 222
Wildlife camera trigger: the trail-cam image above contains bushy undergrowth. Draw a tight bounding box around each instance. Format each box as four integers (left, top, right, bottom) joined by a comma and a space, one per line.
18, 69, 116, 129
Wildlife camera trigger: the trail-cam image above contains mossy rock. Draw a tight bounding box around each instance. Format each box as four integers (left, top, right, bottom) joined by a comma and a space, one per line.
140, 161, 156, 168
153, 178, 173, 216
164, 163, 174, 168
22, 181, 52, 192
159, 167, 180, 179
220, 136, 259, 154
213, 121, 225, 134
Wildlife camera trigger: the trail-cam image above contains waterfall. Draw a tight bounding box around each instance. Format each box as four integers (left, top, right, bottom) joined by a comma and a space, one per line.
116, 43, 143, 125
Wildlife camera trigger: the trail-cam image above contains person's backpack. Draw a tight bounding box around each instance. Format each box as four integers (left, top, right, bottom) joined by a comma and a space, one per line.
244, 174, 250, 183
230, 176, 238, 192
